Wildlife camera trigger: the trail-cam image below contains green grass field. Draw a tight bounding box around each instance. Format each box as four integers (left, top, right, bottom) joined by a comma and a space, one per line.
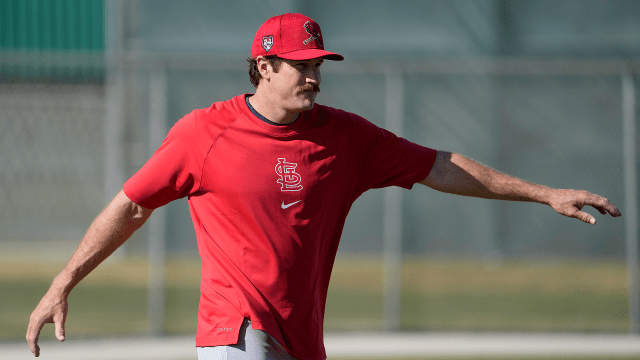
0, 255, 629, 342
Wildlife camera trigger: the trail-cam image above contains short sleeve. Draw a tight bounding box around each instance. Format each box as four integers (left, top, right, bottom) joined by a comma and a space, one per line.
353, 116, 437, 192
123, 111, 205, 209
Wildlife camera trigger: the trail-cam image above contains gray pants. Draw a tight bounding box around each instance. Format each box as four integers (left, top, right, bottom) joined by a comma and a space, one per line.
197, 319, 299, 360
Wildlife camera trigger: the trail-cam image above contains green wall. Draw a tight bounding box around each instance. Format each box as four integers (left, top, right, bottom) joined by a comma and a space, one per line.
0, 0, 103, 51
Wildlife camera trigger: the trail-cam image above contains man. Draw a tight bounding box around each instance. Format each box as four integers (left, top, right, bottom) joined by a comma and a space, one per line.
27, 13, 621, 360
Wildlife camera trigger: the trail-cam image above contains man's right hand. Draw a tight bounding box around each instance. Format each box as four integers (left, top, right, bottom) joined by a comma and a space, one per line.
26, 288, 68, 357
24, 191, 153, 357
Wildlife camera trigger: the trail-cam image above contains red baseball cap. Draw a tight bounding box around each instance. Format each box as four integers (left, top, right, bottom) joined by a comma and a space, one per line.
251, 13, 344, 61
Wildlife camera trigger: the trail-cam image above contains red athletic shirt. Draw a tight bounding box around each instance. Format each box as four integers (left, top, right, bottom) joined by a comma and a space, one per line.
123, 94, 437, 359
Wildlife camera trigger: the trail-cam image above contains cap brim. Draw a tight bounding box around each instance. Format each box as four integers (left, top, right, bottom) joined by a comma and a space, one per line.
278, 49, 344, 61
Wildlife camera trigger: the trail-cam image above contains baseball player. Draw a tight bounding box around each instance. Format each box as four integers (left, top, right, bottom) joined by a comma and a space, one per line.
27, 13, 621, 360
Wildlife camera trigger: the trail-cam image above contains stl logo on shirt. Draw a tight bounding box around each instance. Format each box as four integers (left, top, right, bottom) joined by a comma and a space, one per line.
275, 158, 303, 191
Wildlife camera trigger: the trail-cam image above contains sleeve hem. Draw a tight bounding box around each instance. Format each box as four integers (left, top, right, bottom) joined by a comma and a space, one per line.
122, 182, 158, 210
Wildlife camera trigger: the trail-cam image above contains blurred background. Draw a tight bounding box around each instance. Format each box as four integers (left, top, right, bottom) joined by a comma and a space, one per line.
1, 0, 639, 351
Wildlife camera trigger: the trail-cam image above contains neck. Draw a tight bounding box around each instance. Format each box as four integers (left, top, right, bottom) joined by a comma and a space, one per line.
249, 90, 300, 125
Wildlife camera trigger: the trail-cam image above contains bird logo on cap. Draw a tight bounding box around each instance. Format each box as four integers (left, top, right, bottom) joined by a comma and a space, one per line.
303, 21, 322, 46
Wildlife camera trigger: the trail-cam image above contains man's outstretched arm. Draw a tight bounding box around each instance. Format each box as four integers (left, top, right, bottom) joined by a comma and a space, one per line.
26, 190, 153, 357
419, 151, 621, 224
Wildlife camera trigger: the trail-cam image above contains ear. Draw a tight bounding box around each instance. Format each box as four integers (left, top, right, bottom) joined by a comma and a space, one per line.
256, 56, 271, 81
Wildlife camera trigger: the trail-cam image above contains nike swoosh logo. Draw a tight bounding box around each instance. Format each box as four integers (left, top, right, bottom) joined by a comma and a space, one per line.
281, 200, 302, 209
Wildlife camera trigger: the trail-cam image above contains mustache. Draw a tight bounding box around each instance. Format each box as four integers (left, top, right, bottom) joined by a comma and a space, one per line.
301, 84, 320, 93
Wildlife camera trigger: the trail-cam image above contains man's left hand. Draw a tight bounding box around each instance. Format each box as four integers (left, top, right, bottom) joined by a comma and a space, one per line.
548, 189, 621, 224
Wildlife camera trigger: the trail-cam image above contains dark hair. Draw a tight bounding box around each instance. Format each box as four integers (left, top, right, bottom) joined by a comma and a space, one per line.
246, 55, 283, 87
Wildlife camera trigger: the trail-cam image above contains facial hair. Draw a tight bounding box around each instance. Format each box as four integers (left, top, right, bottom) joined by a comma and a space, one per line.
301, 83, 320, 93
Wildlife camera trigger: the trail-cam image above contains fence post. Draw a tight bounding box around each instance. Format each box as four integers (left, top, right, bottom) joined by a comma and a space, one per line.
104, 0, 127, 259
622, 68, 639, 333
383, 70, 404, 331
147, 65, 168, 336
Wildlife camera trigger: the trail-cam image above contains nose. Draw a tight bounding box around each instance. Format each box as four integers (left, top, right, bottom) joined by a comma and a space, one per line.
306, 66, 320, 84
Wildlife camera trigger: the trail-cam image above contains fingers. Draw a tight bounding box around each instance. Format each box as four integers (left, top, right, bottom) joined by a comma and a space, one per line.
26, 312, 65, 357
585, 195, 622, 217
54, 311, 66, 341
584, 213, 596, 225
27, 295, 68, 357
573, 209, 596, 225
562, 192, 621, 225
26, 317, 43, 357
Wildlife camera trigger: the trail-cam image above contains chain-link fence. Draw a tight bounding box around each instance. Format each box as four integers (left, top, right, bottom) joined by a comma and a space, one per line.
0, 61, 631, 257
94, 58, 631, 259
0, 58, 636, 338
0, 83, 105, 248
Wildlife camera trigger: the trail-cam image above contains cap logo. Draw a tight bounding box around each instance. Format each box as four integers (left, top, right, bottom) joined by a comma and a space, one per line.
303, 21, 322, 46
262, 35, 274, 52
